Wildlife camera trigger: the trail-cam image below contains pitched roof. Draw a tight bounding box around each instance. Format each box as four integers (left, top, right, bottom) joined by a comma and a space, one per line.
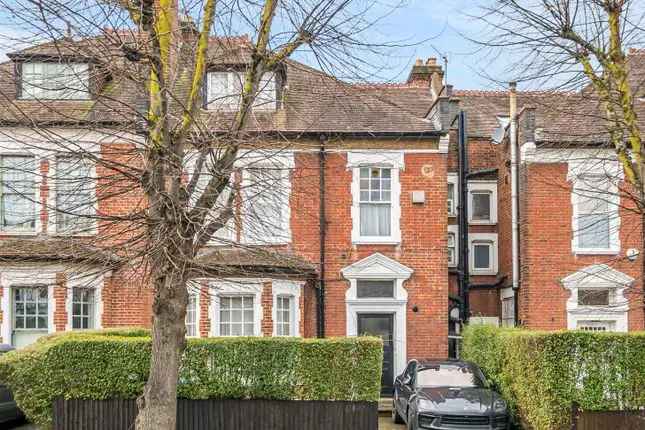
0, 238, 122, 265
193, 247, 316, 279
0, 34, 439, 135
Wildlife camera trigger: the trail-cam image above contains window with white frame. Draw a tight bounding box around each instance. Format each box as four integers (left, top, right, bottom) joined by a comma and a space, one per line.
21, 62, 90, 100
469, 233, 498, 275
577, 288, 611, 306
356, 280, 395, 298
13, 286, 48, 331
275, 295, 292, 336
206, 71, 276, 111
242, 166, 290, 244
359, 167, 392, 237
186, 153, 235, 243
447, 228, 458, 267
468, 181, 497, 224
185, 292, 199, 337
71, 287, 96, 330
56, 157, 95, 234
447, 174, 458, 216
219, 295, 255, 336
572, 176, 619, 253
0, 155, 36, 232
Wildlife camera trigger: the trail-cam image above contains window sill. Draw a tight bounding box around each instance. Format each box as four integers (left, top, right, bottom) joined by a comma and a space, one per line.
470, 269, 497, 276
468, 220, 497, 225
0, 230, 38, 236
353, 237, 401, 245
572, 248, 620, 256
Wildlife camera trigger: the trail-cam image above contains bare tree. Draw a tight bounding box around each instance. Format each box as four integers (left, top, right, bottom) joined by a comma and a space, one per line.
0, 0, 405, 428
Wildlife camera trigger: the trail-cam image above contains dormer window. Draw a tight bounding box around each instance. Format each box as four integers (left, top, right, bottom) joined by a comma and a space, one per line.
20, 62, 90, 100
206, 71, 276, 111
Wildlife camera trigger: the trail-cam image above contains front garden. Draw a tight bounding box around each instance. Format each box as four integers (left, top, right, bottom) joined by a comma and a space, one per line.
462, 325, 645, 429
0, 329, 383, 429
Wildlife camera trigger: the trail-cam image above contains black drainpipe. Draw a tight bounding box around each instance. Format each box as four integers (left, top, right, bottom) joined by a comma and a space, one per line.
317, 134, 327, 338
457, 111, 470, 322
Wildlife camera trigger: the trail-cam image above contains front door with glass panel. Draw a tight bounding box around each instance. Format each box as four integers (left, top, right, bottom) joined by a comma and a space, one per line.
12, 287, 48, 348
357, 313, 395, 395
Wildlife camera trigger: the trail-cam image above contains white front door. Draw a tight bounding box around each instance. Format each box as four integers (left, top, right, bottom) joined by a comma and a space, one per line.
12, 286, 49, 348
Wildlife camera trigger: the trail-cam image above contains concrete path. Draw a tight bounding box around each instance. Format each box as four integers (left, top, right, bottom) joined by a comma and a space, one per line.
379, 414, 406, 429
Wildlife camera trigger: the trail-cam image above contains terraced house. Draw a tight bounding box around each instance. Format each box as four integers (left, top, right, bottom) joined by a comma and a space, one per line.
0, 31, 643, 394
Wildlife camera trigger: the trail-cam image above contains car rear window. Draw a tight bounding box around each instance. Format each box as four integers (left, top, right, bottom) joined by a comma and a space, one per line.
416, 364, 484, 388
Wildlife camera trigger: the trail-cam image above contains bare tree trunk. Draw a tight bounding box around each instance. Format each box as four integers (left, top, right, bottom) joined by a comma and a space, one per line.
135, 270, 188, 430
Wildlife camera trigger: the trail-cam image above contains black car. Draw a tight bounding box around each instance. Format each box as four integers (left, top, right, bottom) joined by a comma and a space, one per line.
0, 344, 24, 425
392, 360, 508, 429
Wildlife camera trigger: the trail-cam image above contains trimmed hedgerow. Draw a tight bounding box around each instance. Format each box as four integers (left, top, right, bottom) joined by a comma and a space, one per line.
462, 325, 645, 430
0, 329, 382, 428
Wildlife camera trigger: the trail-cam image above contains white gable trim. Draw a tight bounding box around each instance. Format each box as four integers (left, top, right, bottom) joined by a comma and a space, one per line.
561, 264, 632, 332
341, 252, 413, 281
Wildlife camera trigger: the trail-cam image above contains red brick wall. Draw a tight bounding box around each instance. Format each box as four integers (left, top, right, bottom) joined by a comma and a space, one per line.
519, 162, 645, 330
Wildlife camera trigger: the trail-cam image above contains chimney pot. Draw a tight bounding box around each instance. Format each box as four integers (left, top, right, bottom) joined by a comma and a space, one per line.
426, 57, 437, 66
415, 58, 423, 66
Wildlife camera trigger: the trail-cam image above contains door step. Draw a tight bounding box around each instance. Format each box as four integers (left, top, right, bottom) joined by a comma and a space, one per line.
378, 397, 393, 412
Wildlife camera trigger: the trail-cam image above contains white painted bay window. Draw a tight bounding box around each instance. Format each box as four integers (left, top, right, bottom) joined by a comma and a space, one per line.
219, 296, 255, 336
571, 176, 619, 254
185, 291, 199, 337
272, 280, 301, 337
241, 165, 291, 244
55, 157, 96, 234
21, 62, 90, 100
71, 287, 96, 329
0, 155, 37, 233
468, 181, 497, 224
275, 296, 292, 336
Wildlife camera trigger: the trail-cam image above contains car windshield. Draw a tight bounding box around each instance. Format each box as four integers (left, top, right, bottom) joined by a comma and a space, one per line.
416, 364, 484, 388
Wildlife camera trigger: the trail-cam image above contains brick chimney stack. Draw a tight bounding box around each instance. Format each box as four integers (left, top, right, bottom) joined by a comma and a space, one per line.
407, 57, 444, 97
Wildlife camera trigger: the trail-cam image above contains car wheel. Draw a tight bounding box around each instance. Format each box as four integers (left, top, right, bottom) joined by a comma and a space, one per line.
392, 400, 404, 424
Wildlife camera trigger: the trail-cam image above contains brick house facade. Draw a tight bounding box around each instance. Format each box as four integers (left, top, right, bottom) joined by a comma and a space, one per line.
0, 33, 643, 393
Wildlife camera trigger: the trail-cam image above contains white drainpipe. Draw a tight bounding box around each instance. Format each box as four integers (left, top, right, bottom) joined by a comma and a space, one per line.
510, 82, 520, 291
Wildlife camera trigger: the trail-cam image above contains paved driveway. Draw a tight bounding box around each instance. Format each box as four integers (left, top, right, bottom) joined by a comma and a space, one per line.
379, 414, 405, 429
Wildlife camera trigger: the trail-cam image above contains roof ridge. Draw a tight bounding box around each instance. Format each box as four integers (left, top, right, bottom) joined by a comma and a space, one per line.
454, 89, 575, 97
351, 81, 429, 89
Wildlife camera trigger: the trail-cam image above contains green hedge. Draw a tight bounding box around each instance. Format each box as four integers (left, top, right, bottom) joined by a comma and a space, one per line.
462, 325, 645, 430
0, 329, 382, 428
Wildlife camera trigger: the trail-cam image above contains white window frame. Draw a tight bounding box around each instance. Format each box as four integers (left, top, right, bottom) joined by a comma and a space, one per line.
184, 151, 235, 244
272, 280, 302, 336
21, 62, 90, 100
206, 71, 276, 112
447, 224, 458, 267
562, 264, 630, 332
469, 233, 498, 275
0, 267, 57, 346
447, 173, 458, 217
240, 165, 291, 245
348, 152, 403, 245
65, 272, 103, 331
49, 155, 98, 236
570, 175, 620, 255
208, 280, 263, 337
185, 285, 201, 338
0, 153, 41, 235
468, 180, 497, 225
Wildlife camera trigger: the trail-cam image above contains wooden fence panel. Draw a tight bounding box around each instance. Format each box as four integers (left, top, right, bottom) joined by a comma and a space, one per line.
571, 404, 645, 430
53, 398, 378, 430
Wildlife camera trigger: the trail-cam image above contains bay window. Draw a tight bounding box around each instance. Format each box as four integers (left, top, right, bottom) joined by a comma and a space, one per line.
55, 157, 95, 234
0, 155, 36, 232
219, 295, 255, 336
21, 62, 90, 100
71, 287, 96, 330
275, 295, 292, 336
185, 292, 199, 337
